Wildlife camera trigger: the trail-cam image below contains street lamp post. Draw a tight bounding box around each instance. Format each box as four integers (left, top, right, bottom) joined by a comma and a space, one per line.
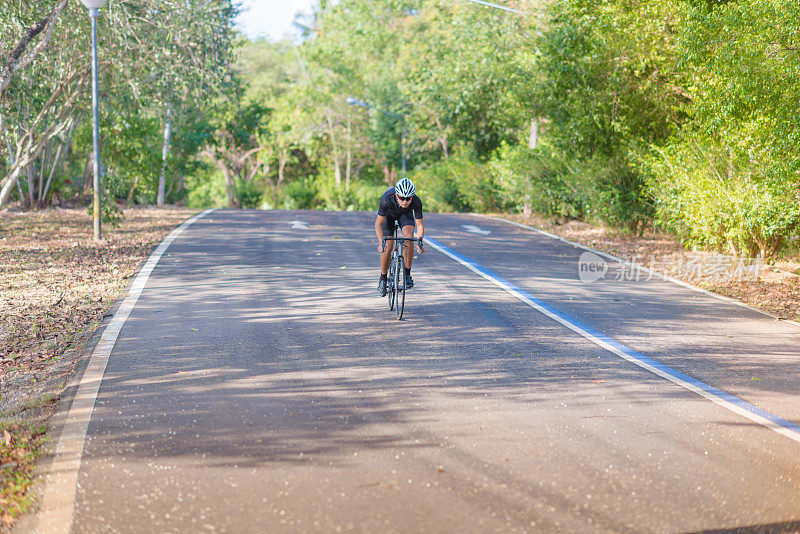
346, 97, 407, 174
81, 0, 108, 242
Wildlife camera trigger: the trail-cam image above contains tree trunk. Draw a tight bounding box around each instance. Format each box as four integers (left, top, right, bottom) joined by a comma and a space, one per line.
41, 142, 63, 206
0, 113, 21, 206
37, 141, 49, 204
44, 117, 78, 201
0, 112, 13, 166
157, 104, 173, 206
345, 113, 351, 191
382, 164, 397, 185
326, 113, 341, 187
203, 150, 238, 209
127, 174, 140, 203
435, 117, 448, 157
83, 152, 93, 194
528, 118, 539, 149
16, 174, 24, 202
221, 164, 238, 208
274, 148, 288, 208
0, 75, 84, 208
0, 166, 23, 207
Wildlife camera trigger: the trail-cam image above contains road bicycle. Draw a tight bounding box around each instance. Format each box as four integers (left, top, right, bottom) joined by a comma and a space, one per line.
382, 224, 422, 320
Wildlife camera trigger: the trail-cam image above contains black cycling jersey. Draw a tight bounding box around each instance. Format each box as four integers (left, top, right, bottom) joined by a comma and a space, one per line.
377, 188, 423, 219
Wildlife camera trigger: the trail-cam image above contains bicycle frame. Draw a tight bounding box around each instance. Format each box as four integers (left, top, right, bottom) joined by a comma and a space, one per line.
381, 225, 421, 320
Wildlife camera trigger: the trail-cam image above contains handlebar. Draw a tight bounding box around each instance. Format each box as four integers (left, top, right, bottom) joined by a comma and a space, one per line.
381, 236, 424, 251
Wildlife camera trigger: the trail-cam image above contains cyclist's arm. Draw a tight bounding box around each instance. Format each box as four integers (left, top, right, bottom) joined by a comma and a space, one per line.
375, 215, 386, 250
415, 218, 425, 253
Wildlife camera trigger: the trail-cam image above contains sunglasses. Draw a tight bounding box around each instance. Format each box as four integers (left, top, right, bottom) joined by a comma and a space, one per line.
397, 195, 411, 201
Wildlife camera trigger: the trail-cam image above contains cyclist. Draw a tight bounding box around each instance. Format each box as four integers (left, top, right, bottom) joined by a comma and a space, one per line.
375, 177, 424, 296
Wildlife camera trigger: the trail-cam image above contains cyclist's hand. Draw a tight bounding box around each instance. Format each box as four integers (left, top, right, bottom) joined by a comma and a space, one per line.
378, 242, 385, 254
416, 241, 425, 254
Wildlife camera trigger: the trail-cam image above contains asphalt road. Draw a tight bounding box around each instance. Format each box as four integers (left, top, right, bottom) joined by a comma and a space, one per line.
36, 210, 800, 533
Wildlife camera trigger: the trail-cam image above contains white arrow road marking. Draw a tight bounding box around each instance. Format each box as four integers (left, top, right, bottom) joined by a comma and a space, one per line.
290, 221, 309, 230
463, 225, 490, 235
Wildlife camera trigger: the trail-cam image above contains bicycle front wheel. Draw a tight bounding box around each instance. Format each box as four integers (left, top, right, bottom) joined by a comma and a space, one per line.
395, 259, 405, 320
387, 261, 395, 310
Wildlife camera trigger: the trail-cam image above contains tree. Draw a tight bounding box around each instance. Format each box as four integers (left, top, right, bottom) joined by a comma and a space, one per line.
0, 1, 88, 208
0, 0, 238, 210
531, 0, 688, 229
201, 97, 269, 208
645, 0, 800, 258
0, 0, 69, 98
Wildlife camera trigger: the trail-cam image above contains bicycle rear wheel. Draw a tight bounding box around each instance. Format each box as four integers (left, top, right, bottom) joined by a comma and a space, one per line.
395, 258, 405, 320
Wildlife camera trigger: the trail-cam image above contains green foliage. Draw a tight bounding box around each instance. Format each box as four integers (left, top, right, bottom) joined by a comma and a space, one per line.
5, 0, 798, 261
630, 0, 800, 258
101, 113, 162, 203
282, 177, 319, 210
413, 151, 501, 213
646, 135, 800, 259
0, 0, 238, 211
401, 0, 532, 159
236, 39, 304, 106
531, 0, 685, 229
280, 175, 386, 212
186, 166, 228, 209
237, 176, 267, 209
491, 141, 580, 219
317, 176, 384, 211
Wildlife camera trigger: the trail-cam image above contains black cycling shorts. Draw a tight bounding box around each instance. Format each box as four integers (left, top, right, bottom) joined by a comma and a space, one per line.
382, 211, 415, 236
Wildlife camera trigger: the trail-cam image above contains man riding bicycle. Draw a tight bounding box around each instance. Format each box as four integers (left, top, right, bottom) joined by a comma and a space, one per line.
376, 177, 424, 296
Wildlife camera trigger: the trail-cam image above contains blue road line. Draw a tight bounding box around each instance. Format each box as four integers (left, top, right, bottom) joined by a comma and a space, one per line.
426, 236, 800, 444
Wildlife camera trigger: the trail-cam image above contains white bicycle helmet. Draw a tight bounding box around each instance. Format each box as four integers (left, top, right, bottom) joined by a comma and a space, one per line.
395, 177, 415, 198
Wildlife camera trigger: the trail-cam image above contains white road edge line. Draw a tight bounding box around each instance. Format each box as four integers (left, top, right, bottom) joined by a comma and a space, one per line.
425, 236, 800, 445
480, 214, 800, 329
36, 209, 216, 534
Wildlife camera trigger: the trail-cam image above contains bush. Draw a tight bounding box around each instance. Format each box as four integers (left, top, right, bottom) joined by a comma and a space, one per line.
645, 138, 800, 259
186, 167, 229, 208
490, 141, 582, 220
279, 174, 387, 211
282, 177, 319, 209
237, 177, 266, 209
412, 152, 501, 213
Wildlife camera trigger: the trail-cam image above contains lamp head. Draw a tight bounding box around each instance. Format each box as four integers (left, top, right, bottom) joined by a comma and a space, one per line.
346, 97, 369, 108
80, 0, 108, 8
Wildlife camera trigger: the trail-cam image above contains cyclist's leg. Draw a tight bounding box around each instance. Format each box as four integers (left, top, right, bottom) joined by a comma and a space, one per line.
380, 216, 396, 276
